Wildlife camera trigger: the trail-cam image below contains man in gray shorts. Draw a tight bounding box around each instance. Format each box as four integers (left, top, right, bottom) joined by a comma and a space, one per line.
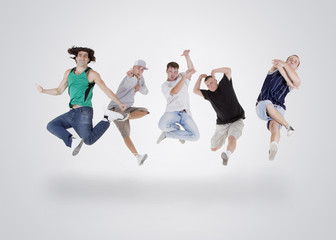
256, 55, 301, 160
107, 60, 149, 165
193, 67, 245, 165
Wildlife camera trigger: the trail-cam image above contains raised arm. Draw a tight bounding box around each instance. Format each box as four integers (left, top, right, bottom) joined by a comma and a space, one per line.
181, 49, 195, 72
36, 69, 70, 96
281, 61, 301, 88
89, 70, 126, 111
193, 74, 207, 97
170, 69, 196, 95
272, 60, 297, 89
211, 67, 232, 80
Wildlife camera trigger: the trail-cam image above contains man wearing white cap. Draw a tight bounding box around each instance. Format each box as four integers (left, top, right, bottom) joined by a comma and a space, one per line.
107, 60, 149, 165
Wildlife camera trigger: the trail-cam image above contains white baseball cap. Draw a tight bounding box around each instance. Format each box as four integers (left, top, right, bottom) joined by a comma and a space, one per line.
133, 59, 148, 70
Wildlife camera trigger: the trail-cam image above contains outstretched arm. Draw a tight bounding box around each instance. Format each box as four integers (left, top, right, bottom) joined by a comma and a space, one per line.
36, 69, 70, 95
193, 74, 207, 97
211, 67, 232, 80
89, 71, 127, 111
170, 69, 196, 95
181, 49, 195, 72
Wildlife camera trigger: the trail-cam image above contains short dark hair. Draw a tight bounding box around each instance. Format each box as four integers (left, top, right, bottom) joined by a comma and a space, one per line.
286, 54, 300, 67
204, 75, 213, 82
167, 62, 179, 70
68, 46, 96, 63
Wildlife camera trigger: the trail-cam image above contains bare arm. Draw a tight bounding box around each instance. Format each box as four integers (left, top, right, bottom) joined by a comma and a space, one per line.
282, 62, 301, 88
211, 67, 232, 80
181, 49, 195, 72
36, 69, 70, 95
89, 70, 127, 111
272, 60, 297, 89
170, 69, 196, 95
193, 74, 207, 97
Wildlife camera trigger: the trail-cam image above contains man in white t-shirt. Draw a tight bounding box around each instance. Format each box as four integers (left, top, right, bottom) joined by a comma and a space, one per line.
157, 50, 199, 144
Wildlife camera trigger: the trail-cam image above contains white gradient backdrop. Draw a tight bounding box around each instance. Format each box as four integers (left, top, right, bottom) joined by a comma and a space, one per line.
1, 0, 335, 239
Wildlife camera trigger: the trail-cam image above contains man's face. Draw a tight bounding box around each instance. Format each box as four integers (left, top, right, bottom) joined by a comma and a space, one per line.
166, 67, 179, 81
205, 77, 218, 92
286, 55, 300, 70
133, 66, 145, 79
75, 51, 90, 66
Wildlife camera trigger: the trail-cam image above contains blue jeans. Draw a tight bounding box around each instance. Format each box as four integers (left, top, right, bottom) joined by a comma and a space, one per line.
46, 107, 110, 147
158, 111, 200, 141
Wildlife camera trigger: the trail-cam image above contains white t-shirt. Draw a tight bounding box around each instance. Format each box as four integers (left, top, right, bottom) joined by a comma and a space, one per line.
161, 72, 191, 115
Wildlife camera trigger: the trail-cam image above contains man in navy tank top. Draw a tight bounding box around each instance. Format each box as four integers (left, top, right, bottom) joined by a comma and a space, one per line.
256, 55, 301, 160
36, 46, 127, 156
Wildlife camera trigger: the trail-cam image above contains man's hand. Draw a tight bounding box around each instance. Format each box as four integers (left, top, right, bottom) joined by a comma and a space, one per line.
272, 59, 286, 69
211, 69, 217, 78
134, 81, 140, 92
119, 103, 127, 111
199, 74, 207, 79
35, 84, 43, 93
126, 69, 134, 77
181, 49, 190, 56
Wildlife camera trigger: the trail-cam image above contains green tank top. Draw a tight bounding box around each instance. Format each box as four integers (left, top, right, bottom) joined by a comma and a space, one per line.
67, 67, 95, 108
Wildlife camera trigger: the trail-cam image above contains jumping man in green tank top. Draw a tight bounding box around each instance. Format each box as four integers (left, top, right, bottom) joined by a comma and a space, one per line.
36, 46, 127, 156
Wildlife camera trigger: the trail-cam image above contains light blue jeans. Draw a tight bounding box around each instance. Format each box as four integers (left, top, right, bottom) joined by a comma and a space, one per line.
158, 110, 200, 141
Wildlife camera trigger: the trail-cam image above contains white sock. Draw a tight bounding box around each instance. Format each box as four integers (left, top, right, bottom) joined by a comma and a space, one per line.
226, 151, 232, 158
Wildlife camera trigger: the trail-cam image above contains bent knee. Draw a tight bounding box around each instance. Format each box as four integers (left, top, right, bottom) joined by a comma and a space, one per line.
46, 121, 55, 132
269, 121, 280, 131
191, 131, 200, 141
83, 138, 94, 145
211, 148, 218, 151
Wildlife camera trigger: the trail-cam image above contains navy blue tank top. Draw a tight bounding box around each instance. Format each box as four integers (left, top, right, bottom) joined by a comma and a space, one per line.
257, 70, 290, 110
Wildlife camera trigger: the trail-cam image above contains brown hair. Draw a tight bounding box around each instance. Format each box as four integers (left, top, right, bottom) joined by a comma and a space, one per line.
167, 62, 179, 70
68, 46, 96, 63
204, 75, 213, 82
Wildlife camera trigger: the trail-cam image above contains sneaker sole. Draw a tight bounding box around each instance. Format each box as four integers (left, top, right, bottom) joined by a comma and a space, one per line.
72, 139, 84, 156
156, 133, 166, 144
105, 111, 124, 121
221, 152, 228, 166
138, 154, 148, 166
287, 130, 294, 136
116, 113, 130, 122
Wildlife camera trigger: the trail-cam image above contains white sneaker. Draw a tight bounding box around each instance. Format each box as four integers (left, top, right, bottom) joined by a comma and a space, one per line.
179, 139, 185, 144
71, 138, 84, 156
287, 126, 295, 136
104, 110, 124, 122
269, 142, 278, 160
156, 132, 166, 144
136, 154, 148, 166
115, 113, 130, 122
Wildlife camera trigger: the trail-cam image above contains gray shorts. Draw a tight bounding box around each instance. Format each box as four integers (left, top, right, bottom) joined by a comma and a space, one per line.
110, 107, 149, 137
211, 119, 244, 149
